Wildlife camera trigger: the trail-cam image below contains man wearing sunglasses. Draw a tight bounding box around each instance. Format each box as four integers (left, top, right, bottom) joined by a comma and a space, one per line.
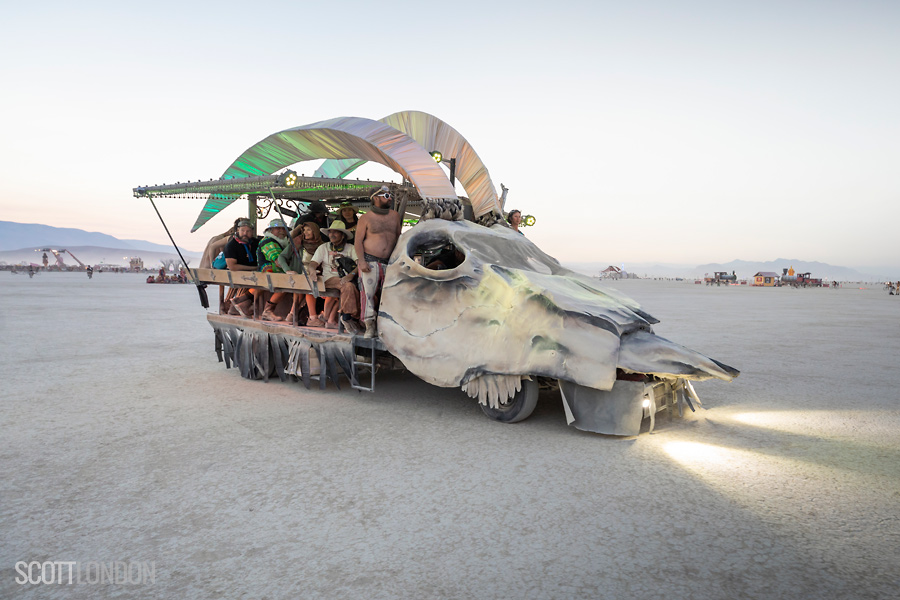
354, 185, 402, 338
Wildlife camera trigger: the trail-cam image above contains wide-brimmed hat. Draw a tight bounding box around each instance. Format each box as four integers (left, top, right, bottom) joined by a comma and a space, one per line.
265, 219, 288, 231
320, 220, 354, 241
339, 201, 358, 214
307, 201, 328, 214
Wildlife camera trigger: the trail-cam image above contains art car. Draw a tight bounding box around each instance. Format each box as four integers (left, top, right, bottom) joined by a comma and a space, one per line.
134, 111, 739, 436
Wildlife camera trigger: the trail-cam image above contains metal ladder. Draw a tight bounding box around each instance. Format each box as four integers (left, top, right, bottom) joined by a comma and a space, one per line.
351, 337, 379, 392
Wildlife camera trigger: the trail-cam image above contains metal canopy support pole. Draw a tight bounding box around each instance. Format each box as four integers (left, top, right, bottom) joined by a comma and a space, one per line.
249, 195, 258, 235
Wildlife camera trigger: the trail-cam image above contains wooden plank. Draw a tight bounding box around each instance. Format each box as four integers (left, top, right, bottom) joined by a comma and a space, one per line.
191, 267, 336, 296
191, 268, 230, 284
268, 272, 320, 293
232, 271, 262, 287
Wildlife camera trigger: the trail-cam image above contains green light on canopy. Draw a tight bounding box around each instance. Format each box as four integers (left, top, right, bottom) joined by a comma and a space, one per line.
430, 151, 443, 163
523, 215, 536, 227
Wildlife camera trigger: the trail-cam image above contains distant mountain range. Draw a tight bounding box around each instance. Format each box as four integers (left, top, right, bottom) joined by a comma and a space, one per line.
0, 221, 199, 256
0, 221, 201, 268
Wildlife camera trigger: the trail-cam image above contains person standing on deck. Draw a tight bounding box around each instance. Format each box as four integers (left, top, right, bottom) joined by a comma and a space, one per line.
354, 186, 402, 338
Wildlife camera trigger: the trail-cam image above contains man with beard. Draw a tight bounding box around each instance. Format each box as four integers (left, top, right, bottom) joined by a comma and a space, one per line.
354, 186, 402, 338
257, 219, 293, 321
224, 218, 260, 317
224, 219, 259, 271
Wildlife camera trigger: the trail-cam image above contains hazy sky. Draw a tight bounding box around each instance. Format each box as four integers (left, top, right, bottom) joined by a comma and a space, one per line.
1, 0, 897, 270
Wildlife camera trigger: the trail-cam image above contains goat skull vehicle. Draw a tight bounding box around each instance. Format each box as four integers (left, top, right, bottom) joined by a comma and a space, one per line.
379, 219, 738, 435
135, 110, 738, 436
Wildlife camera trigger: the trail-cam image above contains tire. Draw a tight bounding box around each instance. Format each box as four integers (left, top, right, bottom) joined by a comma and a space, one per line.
479, 378, 539, 423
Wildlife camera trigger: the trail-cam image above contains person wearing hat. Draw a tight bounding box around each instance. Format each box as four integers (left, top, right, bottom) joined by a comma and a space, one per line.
337, 201, 360, 233
294, 200, 332, 231
308, 221, 361, 331
256, 219, 292, 321
224, 218, 261, 318
354, 185, 402, 338
224, 218, 260, 272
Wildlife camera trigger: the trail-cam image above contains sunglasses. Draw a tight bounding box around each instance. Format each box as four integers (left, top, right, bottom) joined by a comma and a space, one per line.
377, 192, 392, 200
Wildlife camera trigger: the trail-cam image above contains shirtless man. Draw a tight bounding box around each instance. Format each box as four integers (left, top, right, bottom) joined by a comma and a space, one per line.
354, 186, 402, 338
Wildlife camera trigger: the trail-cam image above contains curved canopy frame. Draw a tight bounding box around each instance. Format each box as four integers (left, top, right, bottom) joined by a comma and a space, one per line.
314, 111, 501, 218
191, 116, 458, 232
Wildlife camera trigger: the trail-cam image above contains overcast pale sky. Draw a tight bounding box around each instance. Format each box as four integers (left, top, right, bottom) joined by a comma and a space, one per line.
1, 0, 897, 270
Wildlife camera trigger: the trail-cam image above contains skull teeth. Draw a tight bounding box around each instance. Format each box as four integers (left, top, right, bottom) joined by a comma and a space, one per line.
462, 374, 525, 409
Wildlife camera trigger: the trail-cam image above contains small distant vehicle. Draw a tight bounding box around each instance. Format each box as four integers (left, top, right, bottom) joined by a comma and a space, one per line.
780, 268, 823, 288
704, 271, 737, 286
795, 272, 823, 287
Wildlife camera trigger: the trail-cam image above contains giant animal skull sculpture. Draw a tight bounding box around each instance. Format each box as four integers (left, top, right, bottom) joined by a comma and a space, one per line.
379, 220, 738, 428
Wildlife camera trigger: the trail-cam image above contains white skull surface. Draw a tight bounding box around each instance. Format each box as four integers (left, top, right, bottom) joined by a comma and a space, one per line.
378, 220, 738, 404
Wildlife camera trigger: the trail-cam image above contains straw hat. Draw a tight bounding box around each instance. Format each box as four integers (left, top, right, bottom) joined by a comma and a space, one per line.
320, 220, 354, 241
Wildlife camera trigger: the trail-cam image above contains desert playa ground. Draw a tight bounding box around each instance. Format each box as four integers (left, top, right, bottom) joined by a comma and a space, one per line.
1, 273, 897, 599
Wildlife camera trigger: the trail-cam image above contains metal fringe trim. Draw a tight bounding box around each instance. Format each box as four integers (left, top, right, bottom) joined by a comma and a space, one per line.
209, 322, 357, 389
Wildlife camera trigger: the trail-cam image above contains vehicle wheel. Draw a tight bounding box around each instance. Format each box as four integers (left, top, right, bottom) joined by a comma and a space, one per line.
479, 378, 539, 423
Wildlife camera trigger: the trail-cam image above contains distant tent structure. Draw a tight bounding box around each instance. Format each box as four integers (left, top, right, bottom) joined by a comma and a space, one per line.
600, 266, 622, 279
600, 265, 638, 280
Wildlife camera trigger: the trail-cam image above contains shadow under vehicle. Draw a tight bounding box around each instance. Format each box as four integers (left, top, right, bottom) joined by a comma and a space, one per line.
134, 111, 738, 436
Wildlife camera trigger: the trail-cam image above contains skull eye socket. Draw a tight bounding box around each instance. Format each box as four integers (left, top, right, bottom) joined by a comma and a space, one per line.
410, 233, 466, 271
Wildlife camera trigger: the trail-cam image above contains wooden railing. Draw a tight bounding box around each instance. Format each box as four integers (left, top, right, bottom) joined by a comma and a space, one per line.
190, 268, 337, 296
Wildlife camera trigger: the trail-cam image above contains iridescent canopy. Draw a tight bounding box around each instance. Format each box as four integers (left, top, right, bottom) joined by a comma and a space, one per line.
314, 111, 501, 219
190, 116, 461, 232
